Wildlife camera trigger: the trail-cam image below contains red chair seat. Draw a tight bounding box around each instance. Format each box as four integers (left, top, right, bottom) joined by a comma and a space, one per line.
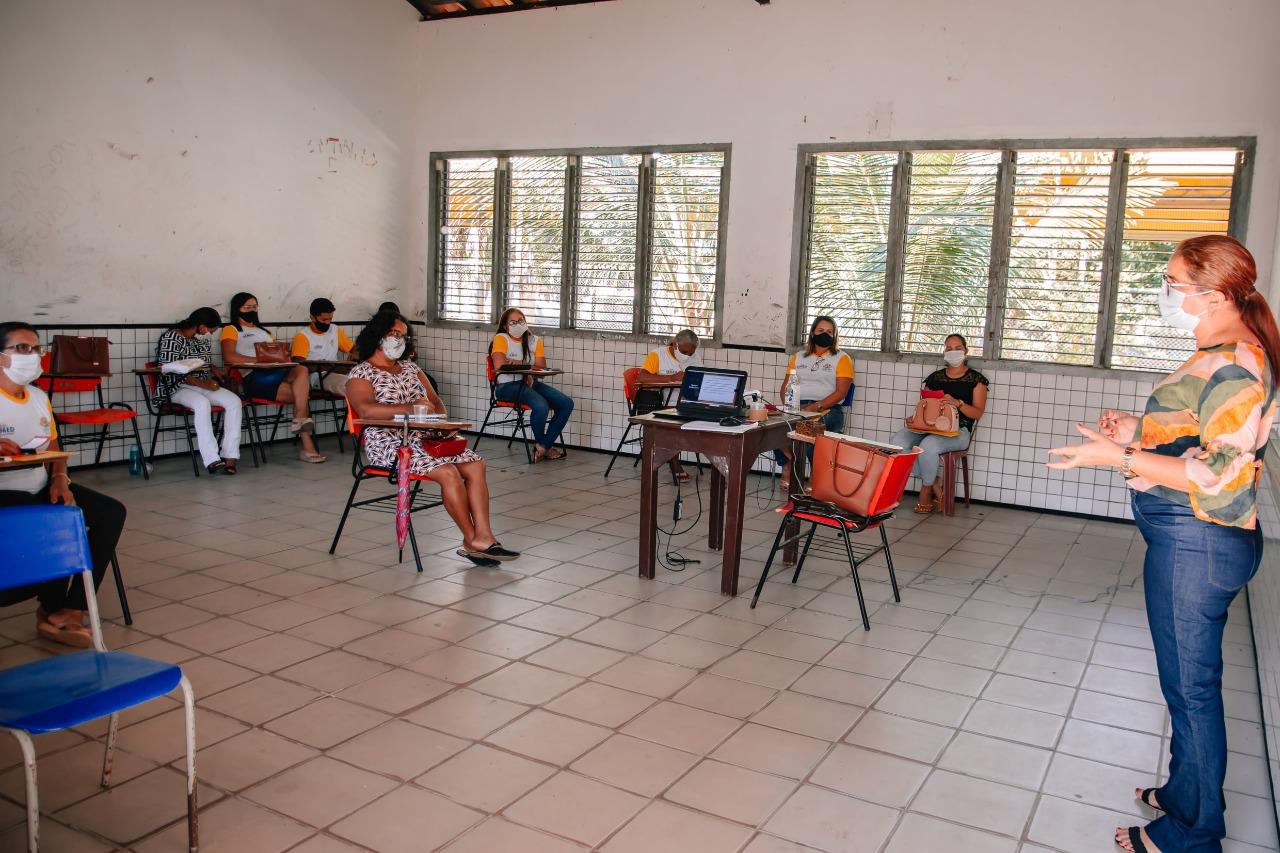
248, 398, 287, 407
160, 404, 226, 415
362, 466, 432, 482
775, 502, 881, 531
56, 409, 137, 426
495, 401, 533, 411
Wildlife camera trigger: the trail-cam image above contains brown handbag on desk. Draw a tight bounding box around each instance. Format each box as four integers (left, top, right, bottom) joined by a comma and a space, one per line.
50, 335, 111, 375
905, 396, 960, 437
253, 341, 291, 363
809, 435, 896, 517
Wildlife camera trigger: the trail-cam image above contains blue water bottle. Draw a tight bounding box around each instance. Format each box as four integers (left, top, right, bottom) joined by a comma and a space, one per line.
129, 445, 143, 476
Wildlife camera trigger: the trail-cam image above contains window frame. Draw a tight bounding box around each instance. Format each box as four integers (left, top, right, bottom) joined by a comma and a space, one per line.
790, 136, 1256, 373
428, 143, 732, 343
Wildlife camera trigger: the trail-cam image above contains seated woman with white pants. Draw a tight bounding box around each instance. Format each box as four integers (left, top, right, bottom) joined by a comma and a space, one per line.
153, 307, 243, 474
889, 333, 989, 514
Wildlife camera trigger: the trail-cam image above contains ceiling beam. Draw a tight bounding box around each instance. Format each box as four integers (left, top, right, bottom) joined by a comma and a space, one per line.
413, 0, 616, 21
404, 0, 434, 19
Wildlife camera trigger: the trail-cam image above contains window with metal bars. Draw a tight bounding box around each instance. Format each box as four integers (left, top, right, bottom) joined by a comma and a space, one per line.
795, 140, 1250, 372
431, 147, 728, 339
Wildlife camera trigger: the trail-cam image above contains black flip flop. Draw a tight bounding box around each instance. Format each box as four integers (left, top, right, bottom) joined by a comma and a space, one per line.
464, 543, 520, 562
206, 460, 232, 475
1138, 788, 1164, 813
456, 549, 500, 568
1118, 826, 1149, 853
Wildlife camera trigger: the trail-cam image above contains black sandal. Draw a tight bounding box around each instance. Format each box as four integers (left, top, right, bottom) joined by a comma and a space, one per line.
1138, 788, 1164, 813
206, 460, 231, 475
466, 543, 520, 562
456, 550, 500, 568
1116, 826, 1149, 853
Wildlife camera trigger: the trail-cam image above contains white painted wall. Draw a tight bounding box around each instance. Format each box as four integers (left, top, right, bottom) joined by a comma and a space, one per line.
409, 0, 1280, 346
0, 0, 419, 325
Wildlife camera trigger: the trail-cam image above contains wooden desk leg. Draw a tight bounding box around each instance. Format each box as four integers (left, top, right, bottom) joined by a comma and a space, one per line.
720, 444, 750, 596
782, 448, 806, 566
638, 431, 659, 580
709, 465, 725, 551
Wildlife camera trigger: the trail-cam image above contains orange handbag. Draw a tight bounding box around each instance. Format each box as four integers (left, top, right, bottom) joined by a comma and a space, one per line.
905, 396, 960, 437
809, 435, 898, 517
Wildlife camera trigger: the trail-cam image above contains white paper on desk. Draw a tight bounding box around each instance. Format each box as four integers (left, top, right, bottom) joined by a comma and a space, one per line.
392, 413, 445, 421
160, 358, 206, 375
680, 420, 759, 434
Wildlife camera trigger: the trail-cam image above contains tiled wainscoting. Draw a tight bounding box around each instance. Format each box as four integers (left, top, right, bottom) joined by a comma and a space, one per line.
35, 322, 1156, 520
419, 327, 1157, 521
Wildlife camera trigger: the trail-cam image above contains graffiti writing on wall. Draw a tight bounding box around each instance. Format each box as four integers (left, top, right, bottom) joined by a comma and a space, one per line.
307, 137, 378, 173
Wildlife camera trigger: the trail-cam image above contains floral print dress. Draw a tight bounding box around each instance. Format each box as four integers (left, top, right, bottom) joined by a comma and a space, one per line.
349, 359, 482, 475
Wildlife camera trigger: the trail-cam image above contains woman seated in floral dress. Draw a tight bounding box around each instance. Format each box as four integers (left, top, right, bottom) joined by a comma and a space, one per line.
345, 311, 518, 568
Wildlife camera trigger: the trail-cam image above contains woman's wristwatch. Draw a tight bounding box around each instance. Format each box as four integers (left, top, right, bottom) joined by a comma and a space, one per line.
1121, 446, 1137, 479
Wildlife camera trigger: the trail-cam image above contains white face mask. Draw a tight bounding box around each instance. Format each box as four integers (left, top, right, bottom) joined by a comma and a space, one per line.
2, 353, 42, 386
507, 321, 529, 339
380, 337, 406, 359
674, 349, 694, 365
1158, 283, 1212, 332
942, 350, 966, 367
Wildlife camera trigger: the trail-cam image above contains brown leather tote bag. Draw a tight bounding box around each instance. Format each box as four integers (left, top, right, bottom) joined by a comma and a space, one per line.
51, 335, 111, 375
253, 341, 291, 363
809, 435, 895, 517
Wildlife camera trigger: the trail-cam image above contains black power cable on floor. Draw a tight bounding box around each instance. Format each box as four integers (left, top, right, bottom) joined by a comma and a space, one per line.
654, 455, 703, 572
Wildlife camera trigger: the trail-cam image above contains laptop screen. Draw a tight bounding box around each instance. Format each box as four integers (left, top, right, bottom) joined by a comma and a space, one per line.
679, 367, 747, 411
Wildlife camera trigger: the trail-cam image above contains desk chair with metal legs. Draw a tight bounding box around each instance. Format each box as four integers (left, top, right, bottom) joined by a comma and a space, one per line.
0, 505, 198, 853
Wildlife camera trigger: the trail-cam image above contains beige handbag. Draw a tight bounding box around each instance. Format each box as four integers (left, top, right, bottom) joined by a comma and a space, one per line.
905, 396, 960, 437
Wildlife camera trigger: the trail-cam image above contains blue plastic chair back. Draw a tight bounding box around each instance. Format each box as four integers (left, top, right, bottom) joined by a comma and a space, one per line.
841, 382, 856, 407
0, 505, 92, 591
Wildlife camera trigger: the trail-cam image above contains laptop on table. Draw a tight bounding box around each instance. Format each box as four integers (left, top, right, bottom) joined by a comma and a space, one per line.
651, 366, 748, 422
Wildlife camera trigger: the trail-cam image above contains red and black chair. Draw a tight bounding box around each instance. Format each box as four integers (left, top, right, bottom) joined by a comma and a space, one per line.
751, 446, 920, 630
472, 354, 566, 463
136, 363, 260, 475
37, 354, 148, 481
328, 403, 445, 573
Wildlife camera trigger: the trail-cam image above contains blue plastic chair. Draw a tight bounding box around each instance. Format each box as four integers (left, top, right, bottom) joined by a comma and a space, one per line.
0, 505, 198, 852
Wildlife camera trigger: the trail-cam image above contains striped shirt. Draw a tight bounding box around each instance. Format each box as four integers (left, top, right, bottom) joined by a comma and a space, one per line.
1131, 341, 1277, 528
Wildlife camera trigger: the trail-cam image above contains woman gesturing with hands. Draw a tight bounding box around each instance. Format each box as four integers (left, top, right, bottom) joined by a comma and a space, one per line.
1049, 236, 1279, 853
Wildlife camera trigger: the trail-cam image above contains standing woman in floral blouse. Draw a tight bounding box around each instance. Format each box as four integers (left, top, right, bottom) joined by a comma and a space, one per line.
1049, 236, 1279, 853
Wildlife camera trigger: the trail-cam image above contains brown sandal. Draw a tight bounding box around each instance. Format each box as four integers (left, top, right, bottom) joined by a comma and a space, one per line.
36, 609, 92, 649
913, 502, 934, 514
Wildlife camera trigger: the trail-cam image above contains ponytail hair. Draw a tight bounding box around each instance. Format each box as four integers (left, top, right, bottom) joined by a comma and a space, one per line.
1174, 235, 1280, 385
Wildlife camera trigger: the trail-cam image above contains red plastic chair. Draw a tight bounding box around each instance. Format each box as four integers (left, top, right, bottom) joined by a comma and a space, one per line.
136, 362, 259, 475
750, 446, 922, 631
328, 401, 443, 573
36, 354, 148, 480
603, 368, 646, 478
229, 366, 295, 463
938, 427, 975, 517
471, 354, 538, 463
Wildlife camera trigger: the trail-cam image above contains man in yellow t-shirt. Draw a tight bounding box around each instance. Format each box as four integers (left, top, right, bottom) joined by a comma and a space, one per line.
291, 298, 355, 393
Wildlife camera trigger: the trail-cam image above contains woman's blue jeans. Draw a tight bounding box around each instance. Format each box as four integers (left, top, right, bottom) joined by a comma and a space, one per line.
773, 401, 843, 465
1132, 490, 1262, 852
888, 427, 971, 484
494, 380, 574, 449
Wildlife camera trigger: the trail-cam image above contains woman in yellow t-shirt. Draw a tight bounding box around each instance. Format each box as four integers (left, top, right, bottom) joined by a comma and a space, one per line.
220, 292, 325, 463
489, 307, 573, 463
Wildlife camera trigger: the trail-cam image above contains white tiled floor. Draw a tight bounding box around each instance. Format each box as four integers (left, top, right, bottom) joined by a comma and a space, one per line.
0, 437, 1275, 852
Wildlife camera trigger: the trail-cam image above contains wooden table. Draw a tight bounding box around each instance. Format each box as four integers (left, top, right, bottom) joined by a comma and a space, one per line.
634, 412, 808, 595
0, 450, 72, 470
